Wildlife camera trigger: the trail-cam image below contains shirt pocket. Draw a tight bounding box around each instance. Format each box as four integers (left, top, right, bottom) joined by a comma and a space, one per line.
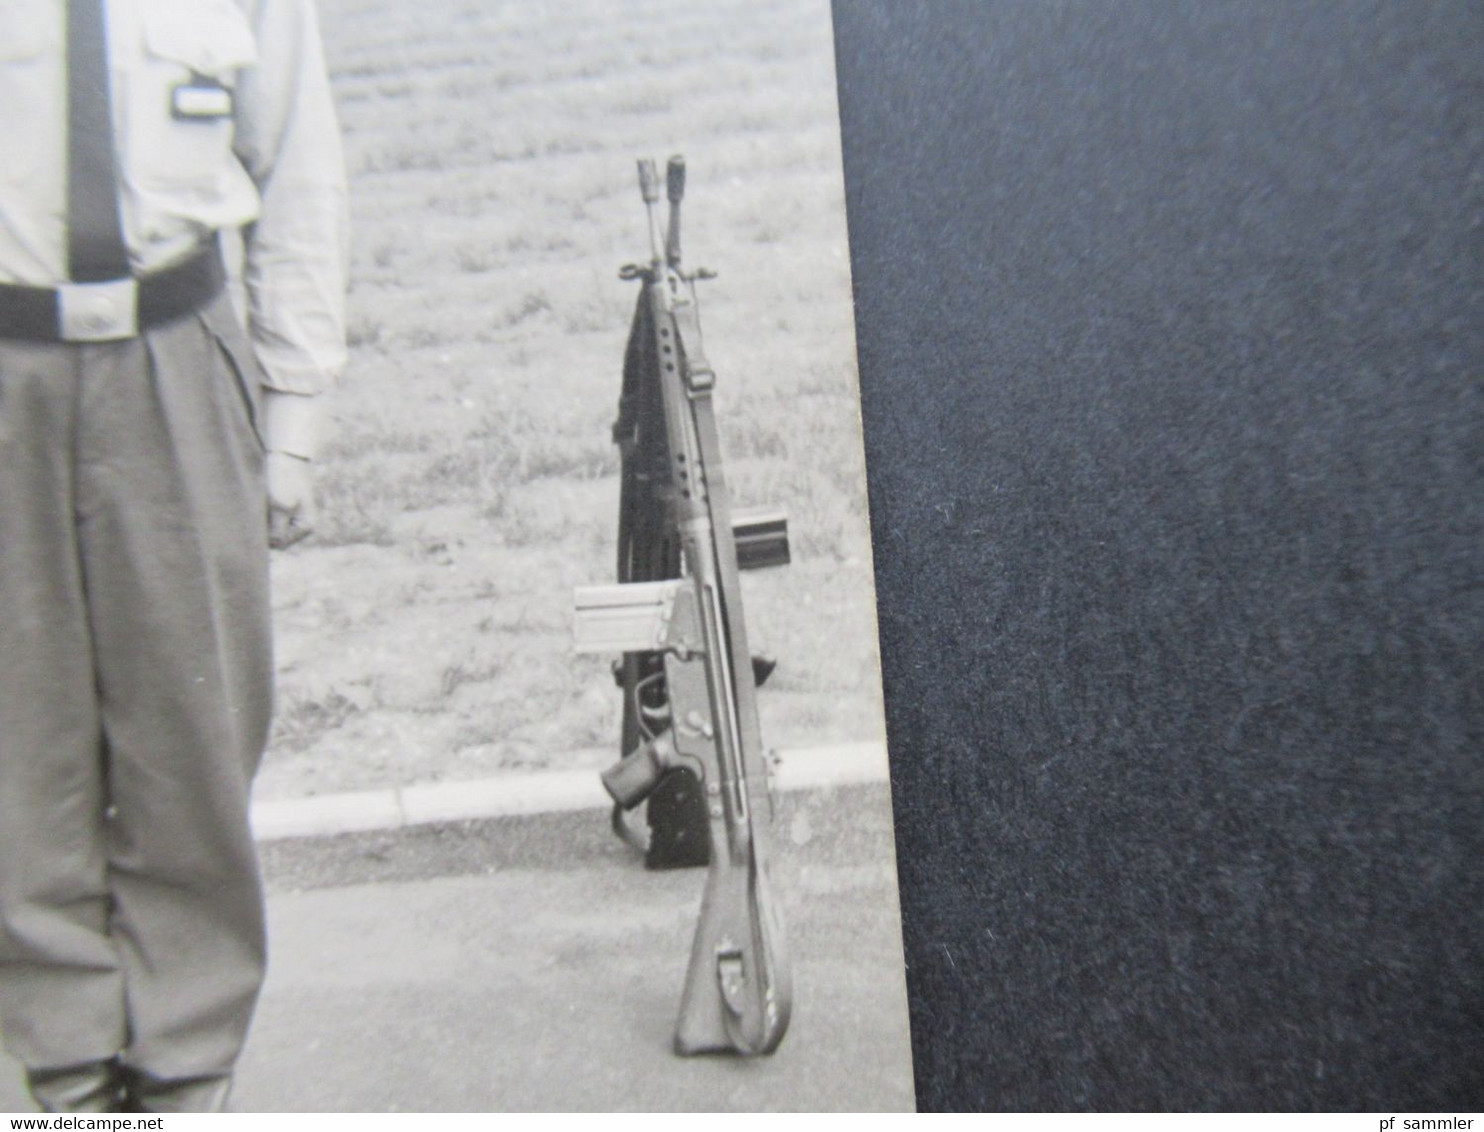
0, 2, 59, 189
131, 0, 258, 194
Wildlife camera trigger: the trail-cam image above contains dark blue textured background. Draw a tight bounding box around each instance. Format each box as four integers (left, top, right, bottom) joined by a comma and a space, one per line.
831, 1, 1483, 1110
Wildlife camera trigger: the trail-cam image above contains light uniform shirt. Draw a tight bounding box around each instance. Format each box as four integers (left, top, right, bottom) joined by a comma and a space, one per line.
0, 0, 348, 457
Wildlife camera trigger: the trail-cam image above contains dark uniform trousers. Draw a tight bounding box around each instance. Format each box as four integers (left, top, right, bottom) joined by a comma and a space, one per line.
0, 292, 272, 1078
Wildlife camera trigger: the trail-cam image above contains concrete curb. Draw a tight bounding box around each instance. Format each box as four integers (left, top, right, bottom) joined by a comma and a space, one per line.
250, 741, 890, 841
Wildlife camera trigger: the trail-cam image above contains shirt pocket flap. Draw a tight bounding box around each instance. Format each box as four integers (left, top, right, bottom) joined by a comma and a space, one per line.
0, 4, 56, 62
143, 1, 257, 78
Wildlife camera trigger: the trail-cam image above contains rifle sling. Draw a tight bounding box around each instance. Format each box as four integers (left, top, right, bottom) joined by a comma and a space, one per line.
670, 296, 770, 793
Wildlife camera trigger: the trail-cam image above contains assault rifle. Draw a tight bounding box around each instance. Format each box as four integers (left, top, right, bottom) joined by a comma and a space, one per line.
573, 156, 792, 1055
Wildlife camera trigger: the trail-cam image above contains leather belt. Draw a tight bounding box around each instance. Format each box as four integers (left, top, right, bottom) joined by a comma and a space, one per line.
0, 244, 224, 344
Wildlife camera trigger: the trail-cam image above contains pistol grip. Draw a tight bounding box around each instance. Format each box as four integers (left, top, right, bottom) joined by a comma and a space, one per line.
601, 732, 678, 809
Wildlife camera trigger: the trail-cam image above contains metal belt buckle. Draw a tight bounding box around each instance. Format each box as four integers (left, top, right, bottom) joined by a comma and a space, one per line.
58, 278, 139, 342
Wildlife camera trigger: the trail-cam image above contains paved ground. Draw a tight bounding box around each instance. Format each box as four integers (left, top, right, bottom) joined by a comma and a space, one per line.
0, 784, 914, 1112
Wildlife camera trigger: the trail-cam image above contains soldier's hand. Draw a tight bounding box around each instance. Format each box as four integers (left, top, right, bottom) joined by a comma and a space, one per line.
267, 451, 316, 550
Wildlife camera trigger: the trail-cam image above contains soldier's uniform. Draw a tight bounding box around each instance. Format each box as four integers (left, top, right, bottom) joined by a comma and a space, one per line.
0, 0, 346, 1112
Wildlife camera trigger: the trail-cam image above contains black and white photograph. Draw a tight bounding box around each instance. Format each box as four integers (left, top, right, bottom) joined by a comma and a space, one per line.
0, 0, 914, 1113
10, 0, 1480, 1116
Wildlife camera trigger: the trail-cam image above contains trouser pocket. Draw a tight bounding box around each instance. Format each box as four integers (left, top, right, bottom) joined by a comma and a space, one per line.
196, 295, 265, 453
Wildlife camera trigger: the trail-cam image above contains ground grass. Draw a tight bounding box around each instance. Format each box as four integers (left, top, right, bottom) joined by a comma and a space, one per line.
256, 0, 884, 800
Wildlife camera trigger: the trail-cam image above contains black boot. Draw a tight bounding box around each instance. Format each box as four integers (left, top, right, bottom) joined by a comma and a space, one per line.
26, 1059, 126, 1113
121, 1068, 233, 1113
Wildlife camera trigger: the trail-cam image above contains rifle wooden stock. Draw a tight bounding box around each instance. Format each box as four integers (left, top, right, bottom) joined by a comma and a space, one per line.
576, 157, 792, 1056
